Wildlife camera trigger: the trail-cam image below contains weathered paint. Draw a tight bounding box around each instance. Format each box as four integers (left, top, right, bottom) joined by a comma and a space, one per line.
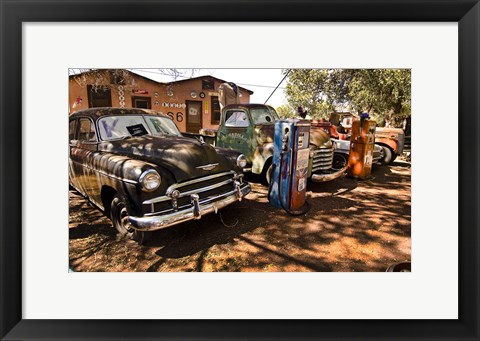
211, 104, 340, 180
69, 107, 246, 218
375, 127, 405, 154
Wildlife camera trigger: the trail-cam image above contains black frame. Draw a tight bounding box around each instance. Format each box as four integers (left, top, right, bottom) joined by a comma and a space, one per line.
1, 1, 478, 340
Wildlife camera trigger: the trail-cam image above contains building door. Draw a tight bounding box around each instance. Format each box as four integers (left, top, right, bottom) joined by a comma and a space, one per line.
132, 96, 151, 109
186, 100, 202, 133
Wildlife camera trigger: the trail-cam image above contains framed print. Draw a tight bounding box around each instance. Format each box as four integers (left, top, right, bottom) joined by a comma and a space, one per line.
1, 0, 479, 340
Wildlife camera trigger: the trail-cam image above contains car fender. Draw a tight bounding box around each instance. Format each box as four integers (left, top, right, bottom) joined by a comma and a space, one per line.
89, 152, 166, 216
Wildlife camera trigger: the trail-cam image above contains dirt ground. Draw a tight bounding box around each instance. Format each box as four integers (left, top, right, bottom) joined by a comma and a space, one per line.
69, 159, 411, 272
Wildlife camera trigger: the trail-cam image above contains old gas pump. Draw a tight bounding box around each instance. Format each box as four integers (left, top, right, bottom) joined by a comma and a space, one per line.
347, 117, 377, 179
268, 119, 311, 215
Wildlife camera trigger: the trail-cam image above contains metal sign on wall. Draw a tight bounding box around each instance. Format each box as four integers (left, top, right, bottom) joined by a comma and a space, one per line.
132, 89, 148, 94
162, 102, 186, 109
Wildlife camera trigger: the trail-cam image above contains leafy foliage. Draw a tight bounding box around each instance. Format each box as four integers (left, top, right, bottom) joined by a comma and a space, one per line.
70, 69, 138, 92
284, 69, 411, 125
275, 104, 296, 118
69, 68, 201, 91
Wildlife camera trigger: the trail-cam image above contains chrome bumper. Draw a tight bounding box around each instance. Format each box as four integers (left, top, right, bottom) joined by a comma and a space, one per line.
128, 183, 251, 231
310, 165, 347, 182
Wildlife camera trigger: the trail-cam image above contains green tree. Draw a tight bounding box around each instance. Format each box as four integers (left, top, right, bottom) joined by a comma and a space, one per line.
284, 69, 411, 126
275, 104, 296, 118
283, 69, 336, 119
346, 69, 411, 125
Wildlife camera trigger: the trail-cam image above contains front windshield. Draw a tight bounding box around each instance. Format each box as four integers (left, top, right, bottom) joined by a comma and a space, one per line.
250, 107, 280, 125
98, 115, 181, 141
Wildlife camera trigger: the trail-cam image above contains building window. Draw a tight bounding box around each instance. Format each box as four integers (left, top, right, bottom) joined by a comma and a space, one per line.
87, 85, 112, 108
211, 96, 221, 124
132, 96, 151, 109
202, 79, 214, 90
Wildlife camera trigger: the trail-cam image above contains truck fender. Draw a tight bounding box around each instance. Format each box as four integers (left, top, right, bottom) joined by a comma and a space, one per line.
252, 142, 274, 174
375, 138, 398, 154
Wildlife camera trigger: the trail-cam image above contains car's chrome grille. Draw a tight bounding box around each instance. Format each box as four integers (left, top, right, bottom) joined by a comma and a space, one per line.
143, 171, 242, 215
311, 146, 334, 172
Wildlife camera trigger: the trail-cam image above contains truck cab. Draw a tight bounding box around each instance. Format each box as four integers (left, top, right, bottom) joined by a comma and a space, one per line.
217, 104, 275, 175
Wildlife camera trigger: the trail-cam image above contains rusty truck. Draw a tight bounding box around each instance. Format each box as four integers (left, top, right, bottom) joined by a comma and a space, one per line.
186, 104, 345, 184
328, 112, 406, 164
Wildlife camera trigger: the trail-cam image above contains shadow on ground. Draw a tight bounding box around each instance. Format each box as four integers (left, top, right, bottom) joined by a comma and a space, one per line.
69, 161, 411, 272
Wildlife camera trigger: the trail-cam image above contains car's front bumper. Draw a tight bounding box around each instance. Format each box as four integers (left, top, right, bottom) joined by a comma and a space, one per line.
128, 182, 251, 231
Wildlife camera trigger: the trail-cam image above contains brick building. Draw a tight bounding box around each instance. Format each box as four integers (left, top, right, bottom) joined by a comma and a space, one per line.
69, 69, 253, 133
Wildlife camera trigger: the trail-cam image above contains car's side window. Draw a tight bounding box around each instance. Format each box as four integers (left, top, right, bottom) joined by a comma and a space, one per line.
78, 118, 97, 142
69, 119, 77, 141
224, 110, 249, 128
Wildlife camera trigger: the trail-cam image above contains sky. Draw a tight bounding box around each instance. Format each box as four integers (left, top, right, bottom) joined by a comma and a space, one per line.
127, 68, 289, 109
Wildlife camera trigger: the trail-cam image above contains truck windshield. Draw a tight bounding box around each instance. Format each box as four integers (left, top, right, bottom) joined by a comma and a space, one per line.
98, 115, 181, 141
251, 107, 279, 125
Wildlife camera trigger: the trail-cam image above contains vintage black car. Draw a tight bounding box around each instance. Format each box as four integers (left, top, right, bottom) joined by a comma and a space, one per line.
69, 107, 251, 243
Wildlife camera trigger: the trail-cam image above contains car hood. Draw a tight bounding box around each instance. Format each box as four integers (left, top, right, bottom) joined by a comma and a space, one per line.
310, 126, 333, 148
254, 124, 332, 148
375, 127, 405, 137
99, 135, 233, 182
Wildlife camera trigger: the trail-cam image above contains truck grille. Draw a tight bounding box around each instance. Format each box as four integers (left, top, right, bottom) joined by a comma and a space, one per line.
311, 146, 334, 172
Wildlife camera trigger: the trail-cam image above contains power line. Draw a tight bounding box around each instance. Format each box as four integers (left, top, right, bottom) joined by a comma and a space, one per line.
264, 69, 291, 104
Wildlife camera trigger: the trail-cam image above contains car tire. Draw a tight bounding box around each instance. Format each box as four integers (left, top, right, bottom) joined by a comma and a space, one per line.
381, 146, 394, 164
110, 194, 151, 244
332, 153, 348, 171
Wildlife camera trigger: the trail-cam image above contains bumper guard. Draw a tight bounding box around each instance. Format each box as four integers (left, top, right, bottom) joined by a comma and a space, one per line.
128, 182, 250, 231
310, 165, 347, 182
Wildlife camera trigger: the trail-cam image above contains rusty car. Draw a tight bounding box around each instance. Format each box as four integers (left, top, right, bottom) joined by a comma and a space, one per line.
69, 107, 250, 243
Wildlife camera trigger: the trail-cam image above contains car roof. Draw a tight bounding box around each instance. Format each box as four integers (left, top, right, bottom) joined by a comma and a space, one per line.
69, 107, 169, 120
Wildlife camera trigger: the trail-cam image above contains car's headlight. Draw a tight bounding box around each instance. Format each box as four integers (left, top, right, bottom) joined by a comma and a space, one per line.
139, 169, 161, 191
236, 154, 247, 168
